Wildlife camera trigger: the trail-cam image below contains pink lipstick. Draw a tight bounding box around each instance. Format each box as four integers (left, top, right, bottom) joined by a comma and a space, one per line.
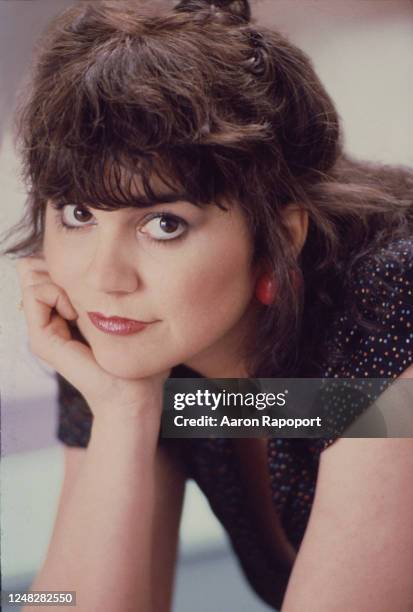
87, 312, 154, 336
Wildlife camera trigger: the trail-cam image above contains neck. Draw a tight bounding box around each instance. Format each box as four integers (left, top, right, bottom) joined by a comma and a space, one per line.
183, 303, 260, 379
185, 353, 250, 379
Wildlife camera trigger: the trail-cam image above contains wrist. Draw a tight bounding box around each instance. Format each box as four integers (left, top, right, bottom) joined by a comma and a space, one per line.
86, 380, 165, 419
90, 397, 163, 443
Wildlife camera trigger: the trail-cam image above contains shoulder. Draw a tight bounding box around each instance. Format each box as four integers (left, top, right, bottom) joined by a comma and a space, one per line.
323, 236, 413, 376
308, 237, 413, 455
289, 238, 413, 603
345, 236, 413, 330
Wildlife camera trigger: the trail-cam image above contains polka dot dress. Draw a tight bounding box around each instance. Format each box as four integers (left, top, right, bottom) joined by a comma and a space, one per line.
56, 237, 413, 610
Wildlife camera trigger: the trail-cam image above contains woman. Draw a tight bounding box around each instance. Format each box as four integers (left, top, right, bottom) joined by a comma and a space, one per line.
2, 0, 413, 610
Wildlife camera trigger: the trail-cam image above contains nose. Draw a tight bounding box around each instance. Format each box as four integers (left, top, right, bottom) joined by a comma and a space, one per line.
85, 230, 140, 294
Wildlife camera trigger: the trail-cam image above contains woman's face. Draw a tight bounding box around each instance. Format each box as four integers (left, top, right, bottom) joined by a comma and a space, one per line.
42, 194, 258, 379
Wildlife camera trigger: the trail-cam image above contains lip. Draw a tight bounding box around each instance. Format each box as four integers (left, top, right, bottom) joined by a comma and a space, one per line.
87, 312, 155, 336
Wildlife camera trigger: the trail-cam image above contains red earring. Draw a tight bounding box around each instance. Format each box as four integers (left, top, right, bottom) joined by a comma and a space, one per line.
255, 274, 277, 305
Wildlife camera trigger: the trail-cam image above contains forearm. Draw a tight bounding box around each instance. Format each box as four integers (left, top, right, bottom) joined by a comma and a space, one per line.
24, 411, 160, 612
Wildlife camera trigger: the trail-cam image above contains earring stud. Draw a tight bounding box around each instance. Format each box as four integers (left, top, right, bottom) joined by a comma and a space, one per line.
255, 275, 276, 306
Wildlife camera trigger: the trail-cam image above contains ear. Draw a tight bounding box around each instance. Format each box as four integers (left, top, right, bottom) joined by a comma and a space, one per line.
281, 204, 309, 258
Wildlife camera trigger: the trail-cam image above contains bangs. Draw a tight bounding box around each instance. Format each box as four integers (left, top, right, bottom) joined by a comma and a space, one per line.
36, 146, 224, 211
37, 146, 236, 214
32, 132, 233, 212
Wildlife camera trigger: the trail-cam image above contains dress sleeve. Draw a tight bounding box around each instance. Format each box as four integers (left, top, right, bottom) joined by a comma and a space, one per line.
55, 371, 93, 448
308, 237, 413, 458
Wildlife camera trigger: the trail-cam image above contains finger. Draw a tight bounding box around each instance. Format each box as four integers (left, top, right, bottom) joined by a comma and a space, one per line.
22, 282, 78, 328
28, 307, 117, 406
28, 311, 104, 397
46, 335, 106, 399
19, 283, 100, 392
15, 254, 47, 272
19, 270, 50, 289
16, 257, 49, 285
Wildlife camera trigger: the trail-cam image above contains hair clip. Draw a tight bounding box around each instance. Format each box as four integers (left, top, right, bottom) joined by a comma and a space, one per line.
246, 30, 267, 77
199, 121, 211, 136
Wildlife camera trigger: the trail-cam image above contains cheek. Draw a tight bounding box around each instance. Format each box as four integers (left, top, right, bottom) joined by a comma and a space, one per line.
164, 240, 254, 330
43, 214, 62, 278
43, 230, 78, 292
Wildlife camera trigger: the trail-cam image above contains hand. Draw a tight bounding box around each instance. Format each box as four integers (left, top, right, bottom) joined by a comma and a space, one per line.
16, 254, 171, 419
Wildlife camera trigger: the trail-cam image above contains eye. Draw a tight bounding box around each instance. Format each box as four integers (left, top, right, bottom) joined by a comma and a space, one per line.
140, 214, 187, 241
57, 204, 95, 229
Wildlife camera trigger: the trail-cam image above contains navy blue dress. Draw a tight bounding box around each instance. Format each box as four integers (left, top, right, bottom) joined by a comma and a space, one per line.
55, 237, 413, 610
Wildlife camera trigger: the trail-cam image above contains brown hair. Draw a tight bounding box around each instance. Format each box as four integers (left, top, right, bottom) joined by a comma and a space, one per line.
2, 0, 413, 376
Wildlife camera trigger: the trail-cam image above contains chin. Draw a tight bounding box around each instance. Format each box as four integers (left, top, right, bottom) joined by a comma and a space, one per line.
92, 349, 158, 380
